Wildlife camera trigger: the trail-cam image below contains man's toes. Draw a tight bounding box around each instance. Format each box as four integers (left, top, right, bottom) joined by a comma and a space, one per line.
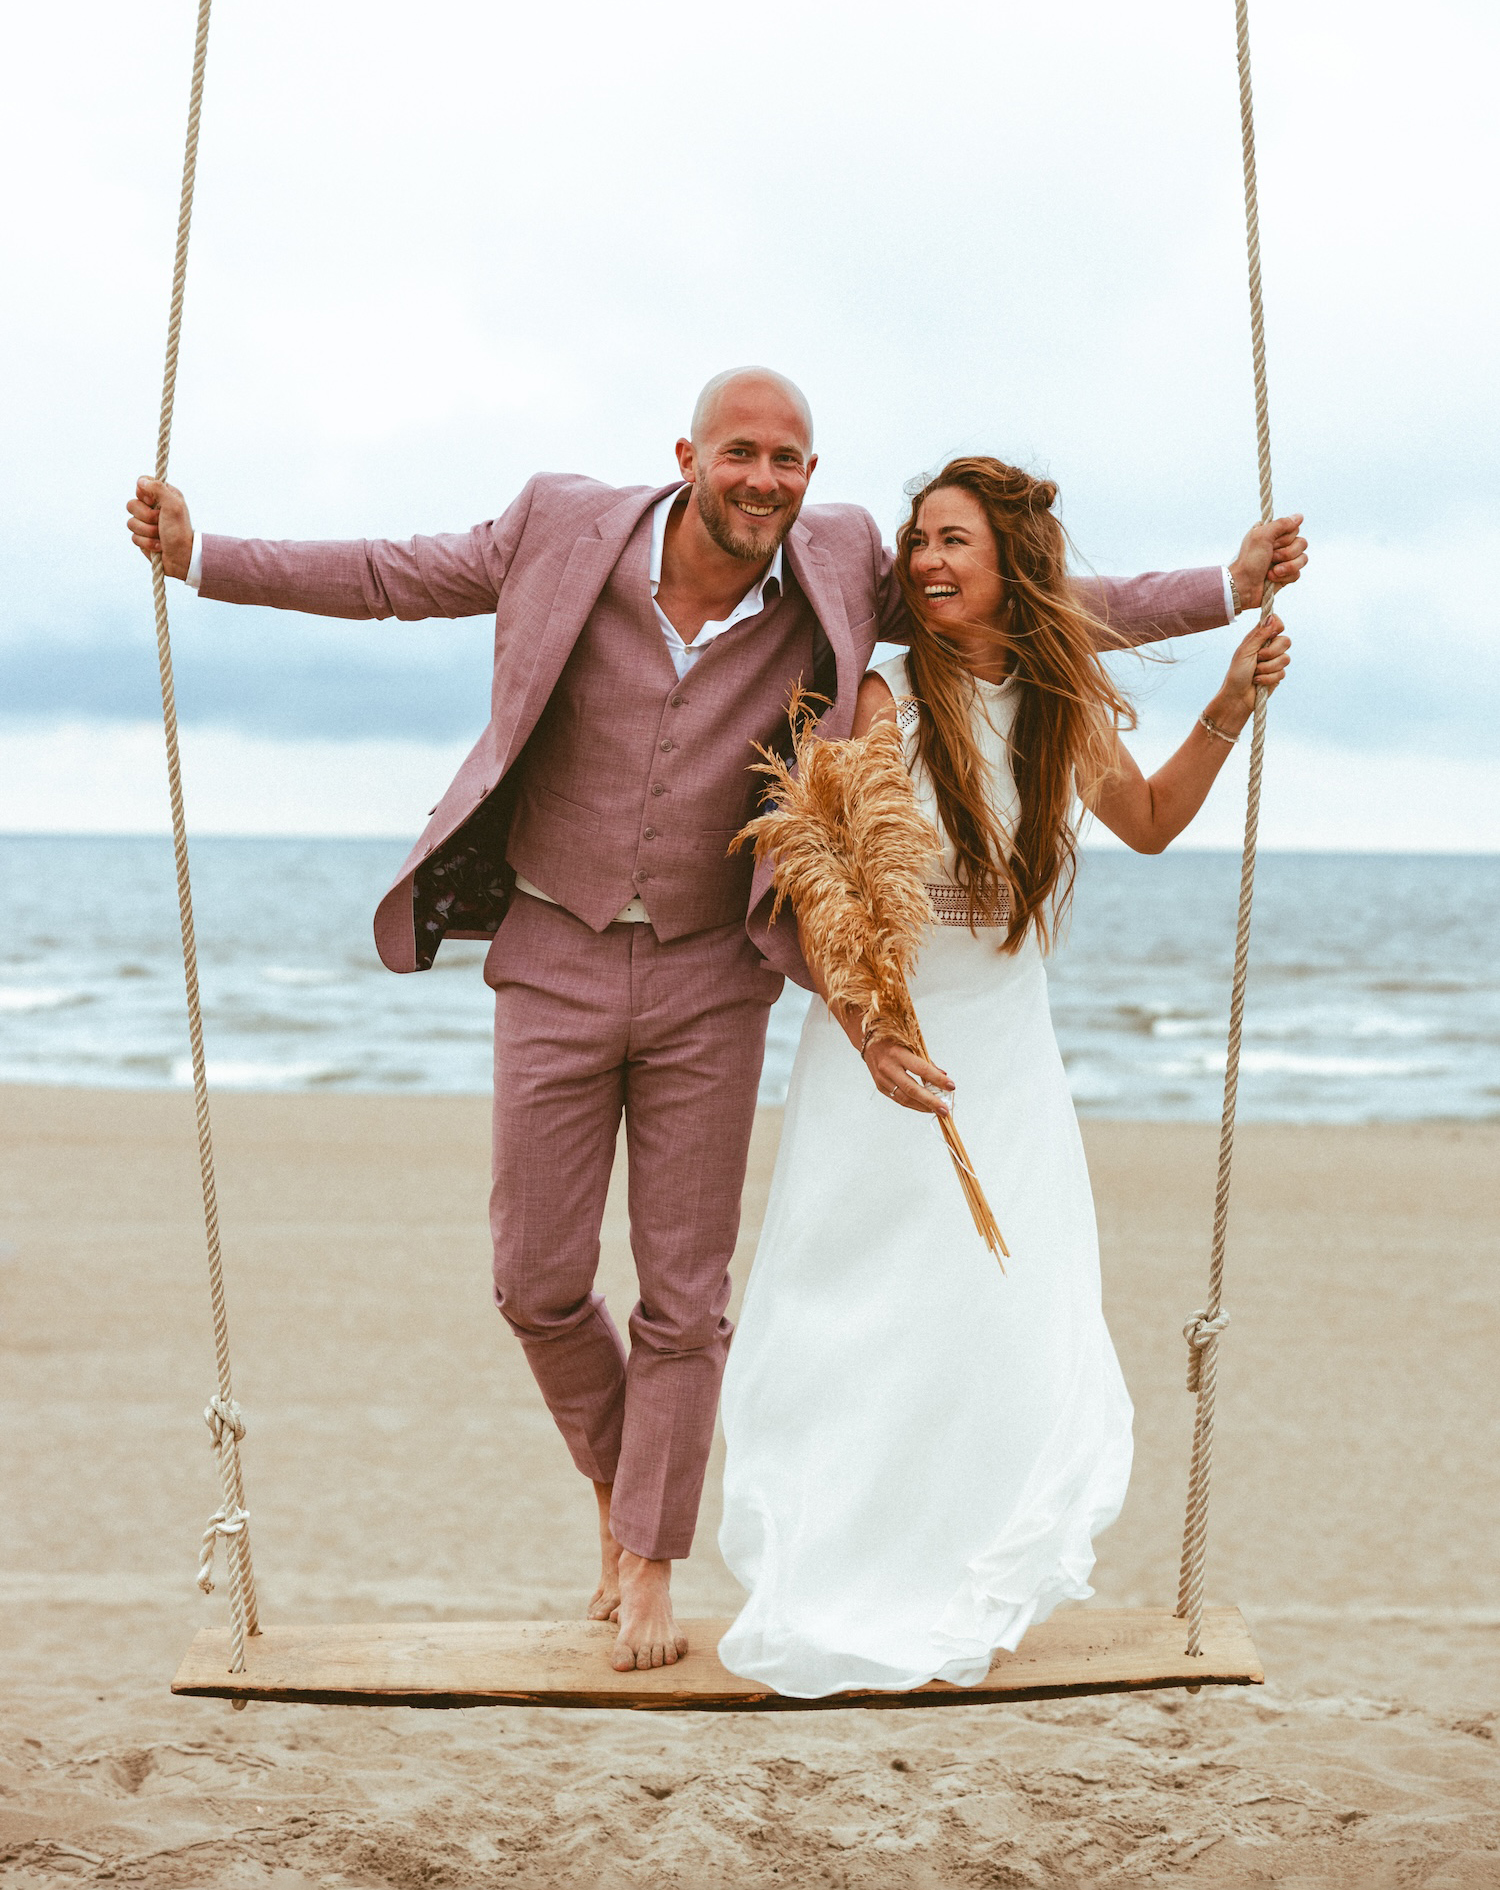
610, 1643, 637, 1673
674, 1632, 689, 1657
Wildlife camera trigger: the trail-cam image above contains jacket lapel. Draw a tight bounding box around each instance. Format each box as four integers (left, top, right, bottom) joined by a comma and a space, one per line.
784, 525, 859, 736
494, 483, 678, 766
746, 523, 862, 926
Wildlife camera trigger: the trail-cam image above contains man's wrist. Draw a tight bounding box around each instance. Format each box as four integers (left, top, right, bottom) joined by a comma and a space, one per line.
1226, 560, 1264, 616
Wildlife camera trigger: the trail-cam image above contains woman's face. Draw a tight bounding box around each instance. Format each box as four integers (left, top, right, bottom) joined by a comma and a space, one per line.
908, 488, 1005, 627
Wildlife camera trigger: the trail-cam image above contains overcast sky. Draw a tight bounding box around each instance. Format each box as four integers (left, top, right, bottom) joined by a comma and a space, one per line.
2, 0, 1496, 846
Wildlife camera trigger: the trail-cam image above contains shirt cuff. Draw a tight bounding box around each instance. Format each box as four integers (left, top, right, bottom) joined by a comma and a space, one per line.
1221, 565, 1236, 619
185, 531, 204, 591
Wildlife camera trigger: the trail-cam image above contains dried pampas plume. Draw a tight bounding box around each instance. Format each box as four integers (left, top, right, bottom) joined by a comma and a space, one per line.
735, 689, 1007, 1262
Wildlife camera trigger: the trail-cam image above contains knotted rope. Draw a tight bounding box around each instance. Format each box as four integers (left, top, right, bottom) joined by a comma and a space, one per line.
147, 0, 260, 1679
1175, 0, 1282, 1663
1182, 1309, 1232, 1394
198, 1387, 251, 1618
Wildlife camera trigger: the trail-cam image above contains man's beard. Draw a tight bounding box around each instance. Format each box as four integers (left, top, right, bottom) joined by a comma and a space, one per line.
693, 481, 798, 563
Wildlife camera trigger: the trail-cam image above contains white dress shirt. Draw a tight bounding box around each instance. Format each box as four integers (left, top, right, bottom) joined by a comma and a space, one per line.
647, 486, 784, 676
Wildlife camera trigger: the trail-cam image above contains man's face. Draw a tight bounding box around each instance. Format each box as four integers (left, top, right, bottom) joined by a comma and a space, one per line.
676, 383, 817, 564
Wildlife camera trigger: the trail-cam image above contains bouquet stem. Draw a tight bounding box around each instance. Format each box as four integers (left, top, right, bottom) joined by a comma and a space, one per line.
909, 1019, 1009, 1266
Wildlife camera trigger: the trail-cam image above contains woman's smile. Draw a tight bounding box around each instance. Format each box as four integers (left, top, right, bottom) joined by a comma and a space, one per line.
909, 488, 1009, 629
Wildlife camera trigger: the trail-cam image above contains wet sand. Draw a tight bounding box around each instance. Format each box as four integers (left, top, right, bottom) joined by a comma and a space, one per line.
1, 1086, 1496, 1886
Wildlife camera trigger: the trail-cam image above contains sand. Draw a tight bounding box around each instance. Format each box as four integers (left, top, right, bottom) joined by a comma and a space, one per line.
1, 1083, 1497, 1887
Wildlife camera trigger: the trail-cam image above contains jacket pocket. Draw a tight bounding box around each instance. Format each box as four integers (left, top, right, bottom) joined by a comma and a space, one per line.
528, 783, 602, 831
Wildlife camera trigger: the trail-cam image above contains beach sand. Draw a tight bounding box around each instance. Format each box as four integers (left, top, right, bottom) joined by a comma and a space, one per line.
1, 1084, 1496, 1887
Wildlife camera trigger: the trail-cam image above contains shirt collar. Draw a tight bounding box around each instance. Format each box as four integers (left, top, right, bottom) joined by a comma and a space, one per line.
649, 485, 784, 602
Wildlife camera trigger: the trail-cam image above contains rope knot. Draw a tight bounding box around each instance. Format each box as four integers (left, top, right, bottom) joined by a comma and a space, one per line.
1182, 1308, 1231, 1392
196, 1502, 250, 1595
203, 1395, 246, 1449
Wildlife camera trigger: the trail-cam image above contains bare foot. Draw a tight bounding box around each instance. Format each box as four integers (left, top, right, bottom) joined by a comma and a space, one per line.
587, 1481, 621, 1622
610, 1550, 689, 1671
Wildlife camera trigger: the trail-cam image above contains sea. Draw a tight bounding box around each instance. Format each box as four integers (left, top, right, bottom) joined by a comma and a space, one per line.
2, 836, 1496, 1124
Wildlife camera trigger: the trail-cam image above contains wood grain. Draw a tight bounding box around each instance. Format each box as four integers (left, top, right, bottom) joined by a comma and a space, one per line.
172, 1606, 1262, 1711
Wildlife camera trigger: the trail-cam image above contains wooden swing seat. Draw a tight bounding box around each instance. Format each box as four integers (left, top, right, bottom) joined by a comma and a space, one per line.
172, 1605, 1261, 1711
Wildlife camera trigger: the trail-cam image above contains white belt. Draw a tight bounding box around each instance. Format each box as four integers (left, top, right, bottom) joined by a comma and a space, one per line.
513, 874, 652, 924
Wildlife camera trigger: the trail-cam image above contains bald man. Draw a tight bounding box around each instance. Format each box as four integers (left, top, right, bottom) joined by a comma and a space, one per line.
127, 368, 1308, 1671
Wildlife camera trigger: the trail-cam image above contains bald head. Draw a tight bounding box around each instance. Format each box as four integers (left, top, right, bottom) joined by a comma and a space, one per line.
690, 367, 814, 454
673, 367, 818, 565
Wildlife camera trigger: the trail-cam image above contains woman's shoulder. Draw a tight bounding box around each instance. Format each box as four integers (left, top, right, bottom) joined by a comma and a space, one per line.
869, 651, 911, 696
863, 653, 921, 737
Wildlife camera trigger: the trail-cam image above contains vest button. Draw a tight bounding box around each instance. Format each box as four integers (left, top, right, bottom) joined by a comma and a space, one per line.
643, 827, 656, 840
651, 784, 665, 797
660, 739, 674, 752
670, 694, 684, 707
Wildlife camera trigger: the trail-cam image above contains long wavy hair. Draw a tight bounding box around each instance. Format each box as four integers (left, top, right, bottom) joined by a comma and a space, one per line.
895, 456, 1135, 952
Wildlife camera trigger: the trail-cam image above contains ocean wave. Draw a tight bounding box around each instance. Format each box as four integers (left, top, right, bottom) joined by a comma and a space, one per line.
1063, 1063, 1125, 1104
5, 840, 1494, 1123
1161, 1049, 1449, 1080
1369, 977, 1485, 997
0, 986, 92, 1012
170, 1056, 349, 1090
1350, 1014, 1434, 1039
1151, 1009, 1443, 1046
1149, 1016, 1214, 1039
262, 965, 347, 987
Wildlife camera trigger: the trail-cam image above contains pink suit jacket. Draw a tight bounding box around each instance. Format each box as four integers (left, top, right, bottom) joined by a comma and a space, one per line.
198, 474, 1229, 986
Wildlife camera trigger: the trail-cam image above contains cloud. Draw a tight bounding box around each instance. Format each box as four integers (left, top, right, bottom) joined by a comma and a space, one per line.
0, 721, 472, 838
1, 0, 1494, 839
1101, 518, 1500, 762
6, 718, 1494, 852
1, 603, 495, 741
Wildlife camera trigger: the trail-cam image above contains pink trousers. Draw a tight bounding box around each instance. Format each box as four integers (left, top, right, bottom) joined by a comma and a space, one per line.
485, 893, 780, 1561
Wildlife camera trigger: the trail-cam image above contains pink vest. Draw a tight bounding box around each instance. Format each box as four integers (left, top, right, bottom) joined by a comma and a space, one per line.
503, 512, 817, 941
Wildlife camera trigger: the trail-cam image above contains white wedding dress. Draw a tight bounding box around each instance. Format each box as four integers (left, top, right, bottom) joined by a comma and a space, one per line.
717, 654, 1133, 1698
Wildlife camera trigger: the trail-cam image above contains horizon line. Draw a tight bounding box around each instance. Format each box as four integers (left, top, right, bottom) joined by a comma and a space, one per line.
2, 830, 1498, 859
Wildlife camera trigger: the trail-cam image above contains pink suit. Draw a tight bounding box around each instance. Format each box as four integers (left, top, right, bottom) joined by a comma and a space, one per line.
200, 474, 1228, 1558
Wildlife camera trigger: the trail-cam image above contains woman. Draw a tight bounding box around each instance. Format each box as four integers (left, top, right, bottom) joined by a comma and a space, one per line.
717, 457, 1291, 1698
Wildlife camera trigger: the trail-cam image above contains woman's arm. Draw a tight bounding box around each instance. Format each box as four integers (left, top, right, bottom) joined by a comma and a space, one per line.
797, 671, 954, 1116
1086, 614, 1290, 854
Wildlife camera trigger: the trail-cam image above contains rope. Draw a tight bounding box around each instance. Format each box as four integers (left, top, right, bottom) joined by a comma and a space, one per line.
1182, 1309, 1231, 1394
147, 0, 260, 1679
1175, 0, 1281, 1662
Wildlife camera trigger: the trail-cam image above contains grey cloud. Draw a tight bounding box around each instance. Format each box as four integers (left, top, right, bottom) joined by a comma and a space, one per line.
1, 612, 495, 741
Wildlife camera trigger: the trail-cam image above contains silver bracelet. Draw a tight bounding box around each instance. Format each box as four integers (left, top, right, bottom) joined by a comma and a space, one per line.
1199, 711, 1237, 747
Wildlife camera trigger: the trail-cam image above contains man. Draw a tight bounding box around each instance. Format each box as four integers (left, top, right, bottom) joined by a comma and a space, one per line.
127, 367, 1307, 1671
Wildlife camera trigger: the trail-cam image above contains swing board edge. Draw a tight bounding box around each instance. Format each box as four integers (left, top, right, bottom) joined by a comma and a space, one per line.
171, 1605, 1262, 1711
